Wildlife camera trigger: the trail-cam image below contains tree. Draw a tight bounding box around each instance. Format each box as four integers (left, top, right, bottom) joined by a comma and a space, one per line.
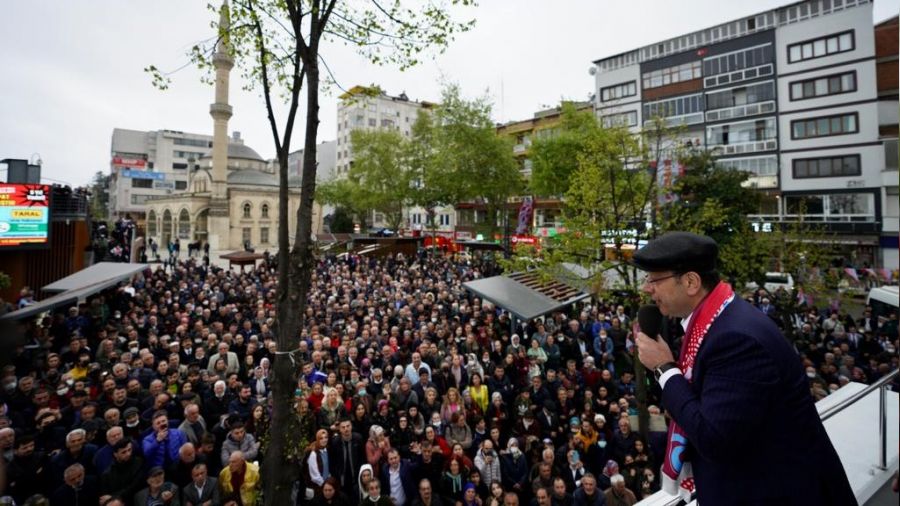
529, 102, 597, 197
339, 128, 416, 231
88, 170, 110, 223
325, 206, 354, 233
659, 149, 766, 287
417, 84, 521, 241
150, 1, 475, 503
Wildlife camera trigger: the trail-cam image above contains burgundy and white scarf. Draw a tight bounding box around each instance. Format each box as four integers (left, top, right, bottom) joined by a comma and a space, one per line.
661, 281, 735, 499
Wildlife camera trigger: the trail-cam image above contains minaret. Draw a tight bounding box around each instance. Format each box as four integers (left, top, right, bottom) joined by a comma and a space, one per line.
207, 0, 234, 251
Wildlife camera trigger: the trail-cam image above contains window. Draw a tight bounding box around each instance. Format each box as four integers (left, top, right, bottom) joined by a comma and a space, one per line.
260, 227, 269, 244
789, 71, 856, 100
368, 118, 377, 127
242, 228, 252, 244
793, 155, 861, 178
885, 140, 899, 171
707, 118, 777, 146
242, 202, 252, 219
706, 81, 775, 110
131, 178, 152, 188
602, 111, 638, 128
785, 192, 875, 220
600, 81, 637, 102
174, 138, 211, 147
381, 119, 394, 128
717, 156, 779, 176
261, 203, 270, 218
643, 94, 705, 125
175, 181, 188, 190
642, 61, 702, 89
172, 162, 188, 170
788, 30, 854, 63
130, 194, 151, 205
439, 214, 451, 226
703, 44, 773, 77
412, 213, 422, 225
173, 151, 205, 159
147, 211, 158, 236
791, 113, 858, 139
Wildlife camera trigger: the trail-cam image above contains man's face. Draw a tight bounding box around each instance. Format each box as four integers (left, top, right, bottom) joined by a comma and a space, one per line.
65, 467, 85, 488
388, 451, 400, 468
642, 271, 694, 318
582, 477, 596, 495
553, 479, 566, 497
192, 465, 208, 485
228, 455, 244, 473
187, 406, 200, 422
339, 420, 352, 439
15, 441, 35, 457
107, 428, 123, 446
148, 473, 164, 489
153, 416, 168, 433
419, 481, 432, 500
67, 432, 85, 452
503, 493, 519, 506
114, 443, 133, 463
536, 489, 550, 506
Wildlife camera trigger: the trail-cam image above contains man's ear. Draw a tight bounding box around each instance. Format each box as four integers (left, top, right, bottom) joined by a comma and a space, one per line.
684, 272, 704, 296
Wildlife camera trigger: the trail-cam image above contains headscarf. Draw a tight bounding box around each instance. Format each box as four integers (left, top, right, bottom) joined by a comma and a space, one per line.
603, 459, 619, 477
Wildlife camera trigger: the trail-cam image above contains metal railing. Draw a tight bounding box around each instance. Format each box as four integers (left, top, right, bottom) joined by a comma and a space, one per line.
819, 368, 898, 471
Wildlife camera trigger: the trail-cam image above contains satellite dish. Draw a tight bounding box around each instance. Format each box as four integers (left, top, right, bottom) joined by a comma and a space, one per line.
589, 66, 597, 76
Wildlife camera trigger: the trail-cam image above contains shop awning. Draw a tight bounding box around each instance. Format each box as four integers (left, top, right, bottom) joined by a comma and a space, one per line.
463, 271, 590, 321
2, 262, 148, 321
43, 262, 149, 293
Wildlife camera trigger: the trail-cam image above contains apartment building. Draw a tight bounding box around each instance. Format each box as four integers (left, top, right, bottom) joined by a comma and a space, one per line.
591, 0, 898, 268
108, 128, 214, 219
335, 85, 456, 233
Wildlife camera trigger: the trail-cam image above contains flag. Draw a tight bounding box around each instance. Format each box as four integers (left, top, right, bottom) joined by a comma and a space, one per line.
844, 268, 858, 282
516, 197, 534, 235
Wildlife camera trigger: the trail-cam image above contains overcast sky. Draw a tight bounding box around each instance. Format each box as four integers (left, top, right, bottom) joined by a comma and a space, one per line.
1, 0, 896, 187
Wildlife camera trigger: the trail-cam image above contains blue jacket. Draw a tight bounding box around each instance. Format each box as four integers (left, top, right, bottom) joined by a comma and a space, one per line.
141, 428, 188, 469
662, 297, 856, 505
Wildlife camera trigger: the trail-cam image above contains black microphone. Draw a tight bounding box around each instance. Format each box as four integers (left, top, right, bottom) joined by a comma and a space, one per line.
637, 304, 663, 338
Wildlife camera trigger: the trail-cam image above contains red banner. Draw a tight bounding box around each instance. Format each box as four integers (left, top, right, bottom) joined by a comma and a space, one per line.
112, 156, 146, 167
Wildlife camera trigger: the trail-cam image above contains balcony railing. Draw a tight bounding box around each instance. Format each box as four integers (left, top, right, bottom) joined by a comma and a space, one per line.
706, 100, 776, 122
709, 139, 777, 155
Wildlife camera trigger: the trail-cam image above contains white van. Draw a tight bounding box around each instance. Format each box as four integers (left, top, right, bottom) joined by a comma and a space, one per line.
866, 285, 899, 319
746, 272, 795, 293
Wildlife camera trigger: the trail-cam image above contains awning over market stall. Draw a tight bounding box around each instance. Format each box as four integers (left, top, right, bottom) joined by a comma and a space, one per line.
1, 262, 149, 321
463, 271, 590, 321
42, 262, 148, 293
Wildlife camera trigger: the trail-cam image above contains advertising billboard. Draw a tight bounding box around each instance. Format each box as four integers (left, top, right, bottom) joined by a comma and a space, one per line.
0, 184, 51, 248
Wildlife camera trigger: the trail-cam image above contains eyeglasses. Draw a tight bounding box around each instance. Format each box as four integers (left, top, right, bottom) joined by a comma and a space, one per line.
644, 273, 678, 286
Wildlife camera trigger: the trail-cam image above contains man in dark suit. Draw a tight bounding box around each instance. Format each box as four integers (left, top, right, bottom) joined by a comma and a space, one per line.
634, 232, 856, 506
182, 462, 220, 506
329, 418, 365, 497
380, 448, 418, 506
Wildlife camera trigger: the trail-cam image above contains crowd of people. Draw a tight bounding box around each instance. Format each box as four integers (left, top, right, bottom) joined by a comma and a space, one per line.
0, 249, 896, 506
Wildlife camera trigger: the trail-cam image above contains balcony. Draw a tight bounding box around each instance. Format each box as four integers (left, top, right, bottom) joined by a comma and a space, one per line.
513, 141, 531, 155
709, 139, 777, 155
643, 112, 704, 128
706, 100, 776, 122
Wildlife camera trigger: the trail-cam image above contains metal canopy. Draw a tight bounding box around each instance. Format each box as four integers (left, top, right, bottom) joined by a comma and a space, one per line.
2, 262, 148, 321
43, 262, 148, 293
2, 281, 113, 321
463, 272, 590, 321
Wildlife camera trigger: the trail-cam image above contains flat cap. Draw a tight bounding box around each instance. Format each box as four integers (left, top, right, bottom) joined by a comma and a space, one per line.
632, 232, 718, 273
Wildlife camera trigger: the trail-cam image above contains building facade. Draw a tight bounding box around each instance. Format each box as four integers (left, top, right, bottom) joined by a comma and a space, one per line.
107, 128, 213, 220
334, 85, 456, 233
591, 0, 898, 268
